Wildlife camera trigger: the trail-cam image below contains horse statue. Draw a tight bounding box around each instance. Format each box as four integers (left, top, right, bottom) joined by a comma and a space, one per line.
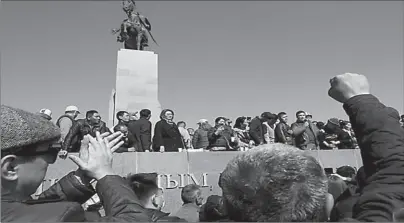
111, 0, 157, 51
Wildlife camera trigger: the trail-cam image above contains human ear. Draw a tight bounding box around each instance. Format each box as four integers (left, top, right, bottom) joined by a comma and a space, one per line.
324, 193, 334, 221
1, 155, 18, 181
151, 194, 158, 207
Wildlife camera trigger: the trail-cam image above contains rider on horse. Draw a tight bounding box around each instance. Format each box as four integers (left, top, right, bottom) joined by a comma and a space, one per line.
113, 0, 154, 51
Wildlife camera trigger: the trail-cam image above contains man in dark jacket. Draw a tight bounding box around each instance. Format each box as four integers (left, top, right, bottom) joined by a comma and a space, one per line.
1, 105, 152, 222
62, 110, 111, 153
126, 172, 186, 222
329, 166, 365, 221
192, 119, 210, 150
199, 195, 229, 222
207, 117, 238, 151
113, 124, 137, 152
291, 110, 319, 150
249, 112, 272, 146
328, 72, 404, 221
116, 110, 131, 126
128, 109, 152, 152
274, 112, 293, 145
56, 105, 80, 149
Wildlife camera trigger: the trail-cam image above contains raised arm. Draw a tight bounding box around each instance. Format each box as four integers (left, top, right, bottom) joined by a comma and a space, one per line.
328, 73, 404, 221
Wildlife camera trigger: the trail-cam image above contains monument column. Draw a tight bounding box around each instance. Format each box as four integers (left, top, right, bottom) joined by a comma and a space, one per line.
110, 49, 162, 128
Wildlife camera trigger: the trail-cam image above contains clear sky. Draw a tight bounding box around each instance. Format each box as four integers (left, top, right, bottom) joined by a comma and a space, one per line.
1, 1, 403, 129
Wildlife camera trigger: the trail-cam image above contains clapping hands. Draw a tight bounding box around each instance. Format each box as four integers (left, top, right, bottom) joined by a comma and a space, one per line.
69, 131, 124, 181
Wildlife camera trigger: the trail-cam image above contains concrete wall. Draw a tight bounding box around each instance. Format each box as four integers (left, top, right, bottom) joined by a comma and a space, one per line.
113, 49, 162, 126
38, 149, 362, 214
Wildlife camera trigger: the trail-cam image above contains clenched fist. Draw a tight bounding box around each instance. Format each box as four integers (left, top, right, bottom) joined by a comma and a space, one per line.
328, 73, 370, 103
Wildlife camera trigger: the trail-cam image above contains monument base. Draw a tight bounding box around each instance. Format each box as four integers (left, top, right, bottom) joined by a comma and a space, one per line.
110, 49, 161, 127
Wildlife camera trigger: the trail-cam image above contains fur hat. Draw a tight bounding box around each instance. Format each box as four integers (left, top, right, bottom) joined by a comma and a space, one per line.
1, 105, 61, 152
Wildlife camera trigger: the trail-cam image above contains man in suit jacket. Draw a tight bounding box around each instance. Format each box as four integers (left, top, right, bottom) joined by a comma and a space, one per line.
128, 109, 152, 152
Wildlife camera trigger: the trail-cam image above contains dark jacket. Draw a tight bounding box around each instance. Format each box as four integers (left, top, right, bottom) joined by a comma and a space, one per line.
331, 194, 360, 222
192, 128, 209, 149
207, 126, 236, 150
115, 132, 137, 153
337, 130, 355, 149
153, 120, 184, 152
62, 119, 111, 152
330, 186, 360, 222
248, 117, 264, 145
274, 122, 293, 145
1, 172, 151, 222
343, 94, 404, 221
145, 208, 186, 222
291, 121, 319, 149
128, 118, 152, 152
56, 115, 79, 147
319, 132, 338, 150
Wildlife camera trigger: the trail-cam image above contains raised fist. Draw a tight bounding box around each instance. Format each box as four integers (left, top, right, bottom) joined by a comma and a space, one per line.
328, 73, 370, 103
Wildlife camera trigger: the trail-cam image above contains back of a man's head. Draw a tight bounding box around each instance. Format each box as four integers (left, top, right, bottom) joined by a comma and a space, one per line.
336, 166, 356, 178
140, 109, 151, 118
219, 144, 328, 222
1, 105, 61, 197
126, 172, 159, 205
181, 184, 201, 204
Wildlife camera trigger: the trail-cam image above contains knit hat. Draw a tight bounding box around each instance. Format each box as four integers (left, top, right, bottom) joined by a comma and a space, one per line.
1, 105, 61, 152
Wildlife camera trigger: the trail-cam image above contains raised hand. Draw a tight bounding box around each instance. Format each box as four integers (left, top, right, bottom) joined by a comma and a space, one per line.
69, 131, 124, 180
328, 73, 370, 103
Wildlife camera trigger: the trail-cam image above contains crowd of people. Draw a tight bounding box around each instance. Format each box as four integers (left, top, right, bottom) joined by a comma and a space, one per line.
36, 99, 404, 154
2, 73, 404, 222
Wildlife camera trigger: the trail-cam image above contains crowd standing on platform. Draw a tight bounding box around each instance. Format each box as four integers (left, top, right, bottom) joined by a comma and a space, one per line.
41, 98, 393, 154
2, 73, 404, 222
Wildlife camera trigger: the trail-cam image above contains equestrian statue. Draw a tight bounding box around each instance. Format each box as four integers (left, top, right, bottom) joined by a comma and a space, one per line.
112, 0, 158, 51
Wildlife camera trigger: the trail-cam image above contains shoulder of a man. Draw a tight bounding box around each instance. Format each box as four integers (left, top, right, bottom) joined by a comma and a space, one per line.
2, 200, 85, 222
276, 122, 285, 129
59, 116, 73, 123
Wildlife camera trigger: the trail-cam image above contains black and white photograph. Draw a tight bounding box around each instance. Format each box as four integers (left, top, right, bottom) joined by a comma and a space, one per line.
1, 1, 404, 222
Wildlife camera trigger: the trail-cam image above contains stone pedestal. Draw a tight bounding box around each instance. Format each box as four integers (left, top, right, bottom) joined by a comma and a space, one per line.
109, 49, 161, 127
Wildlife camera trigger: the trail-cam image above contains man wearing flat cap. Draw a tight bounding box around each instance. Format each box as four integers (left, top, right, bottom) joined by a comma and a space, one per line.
1, 105, 152, 221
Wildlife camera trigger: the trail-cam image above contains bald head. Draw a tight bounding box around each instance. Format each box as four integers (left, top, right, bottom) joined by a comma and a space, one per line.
219, 144, 328, 222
